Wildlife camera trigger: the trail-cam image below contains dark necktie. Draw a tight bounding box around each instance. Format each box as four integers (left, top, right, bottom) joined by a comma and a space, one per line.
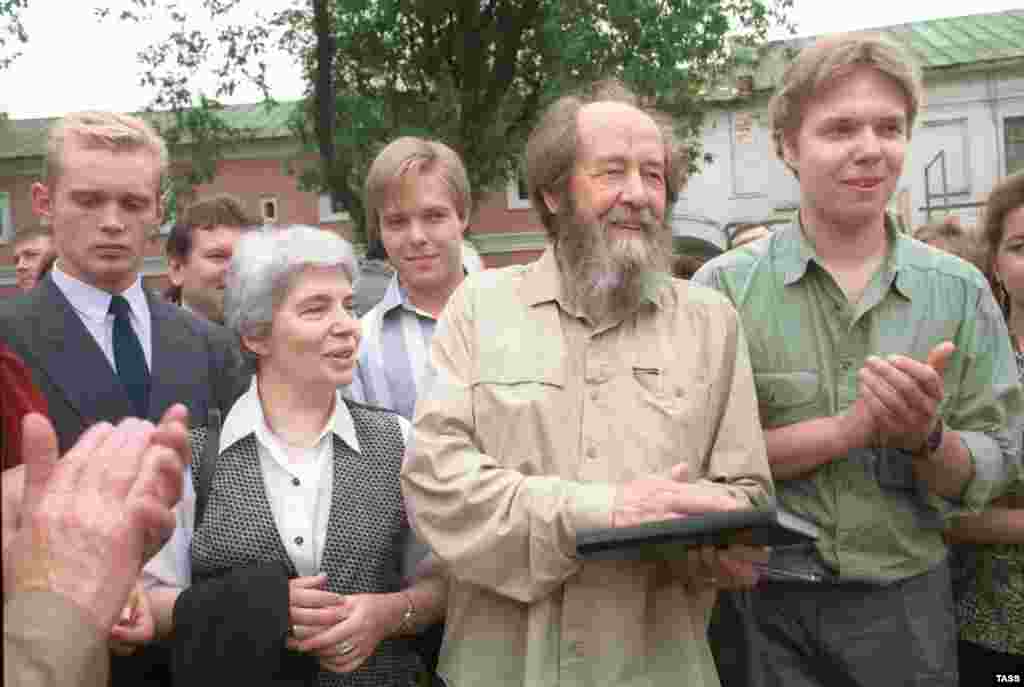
109, 294, 151, 418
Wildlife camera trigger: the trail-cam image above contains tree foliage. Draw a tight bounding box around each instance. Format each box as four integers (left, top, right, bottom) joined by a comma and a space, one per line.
0, 0, 29, 71
101, 0, 793, 240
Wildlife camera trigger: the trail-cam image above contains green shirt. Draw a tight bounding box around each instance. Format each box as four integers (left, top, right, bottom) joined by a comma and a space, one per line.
694, 219, 1023, 583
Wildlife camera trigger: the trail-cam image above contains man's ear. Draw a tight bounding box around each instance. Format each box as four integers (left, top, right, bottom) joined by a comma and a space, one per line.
31, 183, 53, 221
154, 197, 165, 226
781, 135, 799, 173
167, 257, 186, 287
541, 189, 562, 215
241, 333, 269, 359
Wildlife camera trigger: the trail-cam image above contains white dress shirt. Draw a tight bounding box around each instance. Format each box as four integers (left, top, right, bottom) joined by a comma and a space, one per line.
50, 262, 153, 371
143, 377, 411, 588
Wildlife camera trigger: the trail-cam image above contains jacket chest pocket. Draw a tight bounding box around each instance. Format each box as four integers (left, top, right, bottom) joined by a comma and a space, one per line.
624, 368, 711, 474
471, 374, 567, 475
754, 371, 821, 429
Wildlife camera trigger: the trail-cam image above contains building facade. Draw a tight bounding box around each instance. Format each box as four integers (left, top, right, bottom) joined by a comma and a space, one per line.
677, 9, 1024, 248
3, 10, 1023, 292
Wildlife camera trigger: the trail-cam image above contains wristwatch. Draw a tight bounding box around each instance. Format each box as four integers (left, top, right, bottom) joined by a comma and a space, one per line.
919, 419, 944, 458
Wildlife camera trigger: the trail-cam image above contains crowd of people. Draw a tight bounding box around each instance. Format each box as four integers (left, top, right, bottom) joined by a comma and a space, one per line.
2, 30, 1022, 687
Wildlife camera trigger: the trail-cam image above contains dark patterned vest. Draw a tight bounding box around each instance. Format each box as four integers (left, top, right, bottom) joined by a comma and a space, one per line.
188, 399, 422, 687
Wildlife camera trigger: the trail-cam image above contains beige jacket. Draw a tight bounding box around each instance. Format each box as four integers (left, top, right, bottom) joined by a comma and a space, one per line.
403, 249, 773, 687
4, 592, 108, 687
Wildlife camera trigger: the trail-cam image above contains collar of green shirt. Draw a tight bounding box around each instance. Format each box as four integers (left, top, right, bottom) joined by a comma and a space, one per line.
776, 213, 918, 303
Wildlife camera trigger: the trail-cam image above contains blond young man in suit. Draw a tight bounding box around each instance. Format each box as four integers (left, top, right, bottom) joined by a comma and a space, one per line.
0, 111, 247, 685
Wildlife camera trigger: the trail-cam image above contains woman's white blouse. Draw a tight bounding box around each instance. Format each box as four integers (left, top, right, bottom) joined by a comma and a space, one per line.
143, 378, 411, 589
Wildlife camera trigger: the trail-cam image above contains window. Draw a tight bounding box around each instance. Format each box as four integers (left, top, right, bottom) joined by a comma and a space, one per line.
318, 193, 351, 223
0, 192, 11, 243
261, 197, 279, 224
506, 169, 531, 210
919, 118, 971, 208
1007, 116, 1024, 175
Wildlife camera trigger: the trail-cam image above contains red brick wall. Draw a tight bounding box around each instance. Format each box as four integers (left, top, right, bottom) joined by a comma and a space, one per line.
188, 156, 354, 236
3, 156, 548, 276
469, 189, 545, 268
472, 192, 544, 235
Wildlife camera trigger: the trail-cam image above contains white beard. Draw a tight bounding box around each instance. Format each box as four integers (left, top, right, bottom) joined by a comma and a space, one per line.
554, 200, 672, 324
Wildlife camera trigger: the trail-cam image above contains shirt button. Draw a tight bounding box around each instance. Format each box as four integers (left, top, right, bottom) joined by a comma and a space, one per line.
294, 536, 304, 546
292, 477, 300, 487
590, 390, 600, 401
586, 447, 597, 460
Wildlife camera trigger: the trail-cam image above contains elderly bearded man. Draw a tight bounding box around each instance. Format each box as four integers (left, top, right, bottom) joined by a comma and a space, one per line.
401, 80, 774, 687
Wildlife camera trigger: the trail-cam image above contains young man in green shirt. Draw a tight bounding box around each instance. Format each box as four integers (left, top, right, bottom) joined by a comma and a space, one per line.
694, 34, 1023, 686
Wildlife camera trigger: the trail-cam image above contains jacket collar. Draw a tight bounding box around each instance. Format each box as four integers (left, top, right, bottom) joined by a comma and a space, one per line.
220, 377, 361, 455
774, 214, 915, 301
50, 262, 150, 324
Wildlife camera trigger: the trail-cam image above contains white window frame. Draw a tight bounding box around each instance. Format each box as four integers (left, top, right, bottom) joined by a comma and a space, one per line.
506, 170, 531, 210
318, 193, 352, 223
0, 192, 11, 243
260, 196, 280, 224
1006, 114, 1024, 176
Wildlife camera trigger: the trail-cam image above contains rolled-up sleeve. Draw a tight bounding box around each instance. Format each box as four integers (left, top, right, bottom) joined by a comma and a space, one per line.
142, 467, 195, 589
702, 302, 774, 507
401, 284, 615, 605
4, 592, 109, 687
946, 285, 1023, 512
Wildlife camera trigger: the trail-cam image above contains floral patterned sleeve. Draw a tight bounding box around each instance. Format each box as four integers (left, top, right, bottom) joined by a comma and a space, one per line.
954, 348, 1024, 656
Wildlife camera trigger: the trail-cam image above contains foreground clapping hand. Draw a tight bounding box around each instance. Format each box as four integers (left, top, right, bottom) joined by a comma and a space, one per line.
4, 405, 189, 635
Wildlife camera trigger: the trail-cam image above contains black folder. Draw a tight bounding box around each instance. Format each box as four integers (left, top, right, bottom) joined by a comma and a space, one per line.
576, 506, 820, 561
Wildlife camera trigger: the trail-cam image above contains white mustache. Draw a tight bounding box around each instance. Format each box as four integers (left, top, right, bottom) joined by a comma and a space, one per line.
605, 206, 657, 231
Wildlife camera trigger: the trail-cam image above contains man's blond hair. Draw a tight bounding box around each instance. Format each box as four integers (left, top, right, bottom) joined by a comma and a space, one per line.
363, 137, 472, 246
768, 33, 923, 176
45, 111, 168, 191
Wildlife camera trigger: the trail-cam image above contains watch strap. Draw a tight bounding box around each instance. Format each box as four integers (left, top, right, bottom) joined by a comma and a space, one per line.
926, 418, 944, 453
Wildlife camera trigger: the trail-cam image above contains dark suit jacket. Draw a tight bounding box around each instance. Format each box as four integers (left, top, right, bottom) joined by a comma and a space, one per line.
0, 275, 249, 454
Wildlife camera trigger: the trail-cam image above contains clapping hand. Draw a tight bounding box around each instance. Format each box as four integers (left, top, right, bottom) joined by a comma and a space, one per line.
859, 342, 954, 452
109, 582, 156, 655
5, 406, 189, 633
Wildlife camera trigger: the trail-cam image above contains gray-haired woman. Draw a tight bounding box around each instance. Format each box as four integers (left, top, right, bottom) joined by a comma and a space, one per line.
142, 225, 445, 686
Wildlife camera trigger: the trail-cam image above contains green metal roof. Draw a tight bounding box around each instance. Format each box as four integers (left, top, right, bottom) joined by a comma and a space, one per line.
710, 9, 1024, 101
3, 10, 1023, 159
0, 116, 54, 160
199, 100, 303, 136
889, 10, 1024, 69
0, 99, 304, 161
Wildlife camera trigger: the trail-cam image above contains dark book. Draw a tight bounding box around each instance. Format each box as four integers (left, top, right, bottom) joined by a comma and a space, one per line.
576, 506, 820, 561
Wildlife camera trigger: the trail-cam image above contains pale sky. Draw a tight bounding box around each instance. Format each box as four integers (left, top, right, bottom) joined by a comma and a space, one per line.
1, 0, 1021, 120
